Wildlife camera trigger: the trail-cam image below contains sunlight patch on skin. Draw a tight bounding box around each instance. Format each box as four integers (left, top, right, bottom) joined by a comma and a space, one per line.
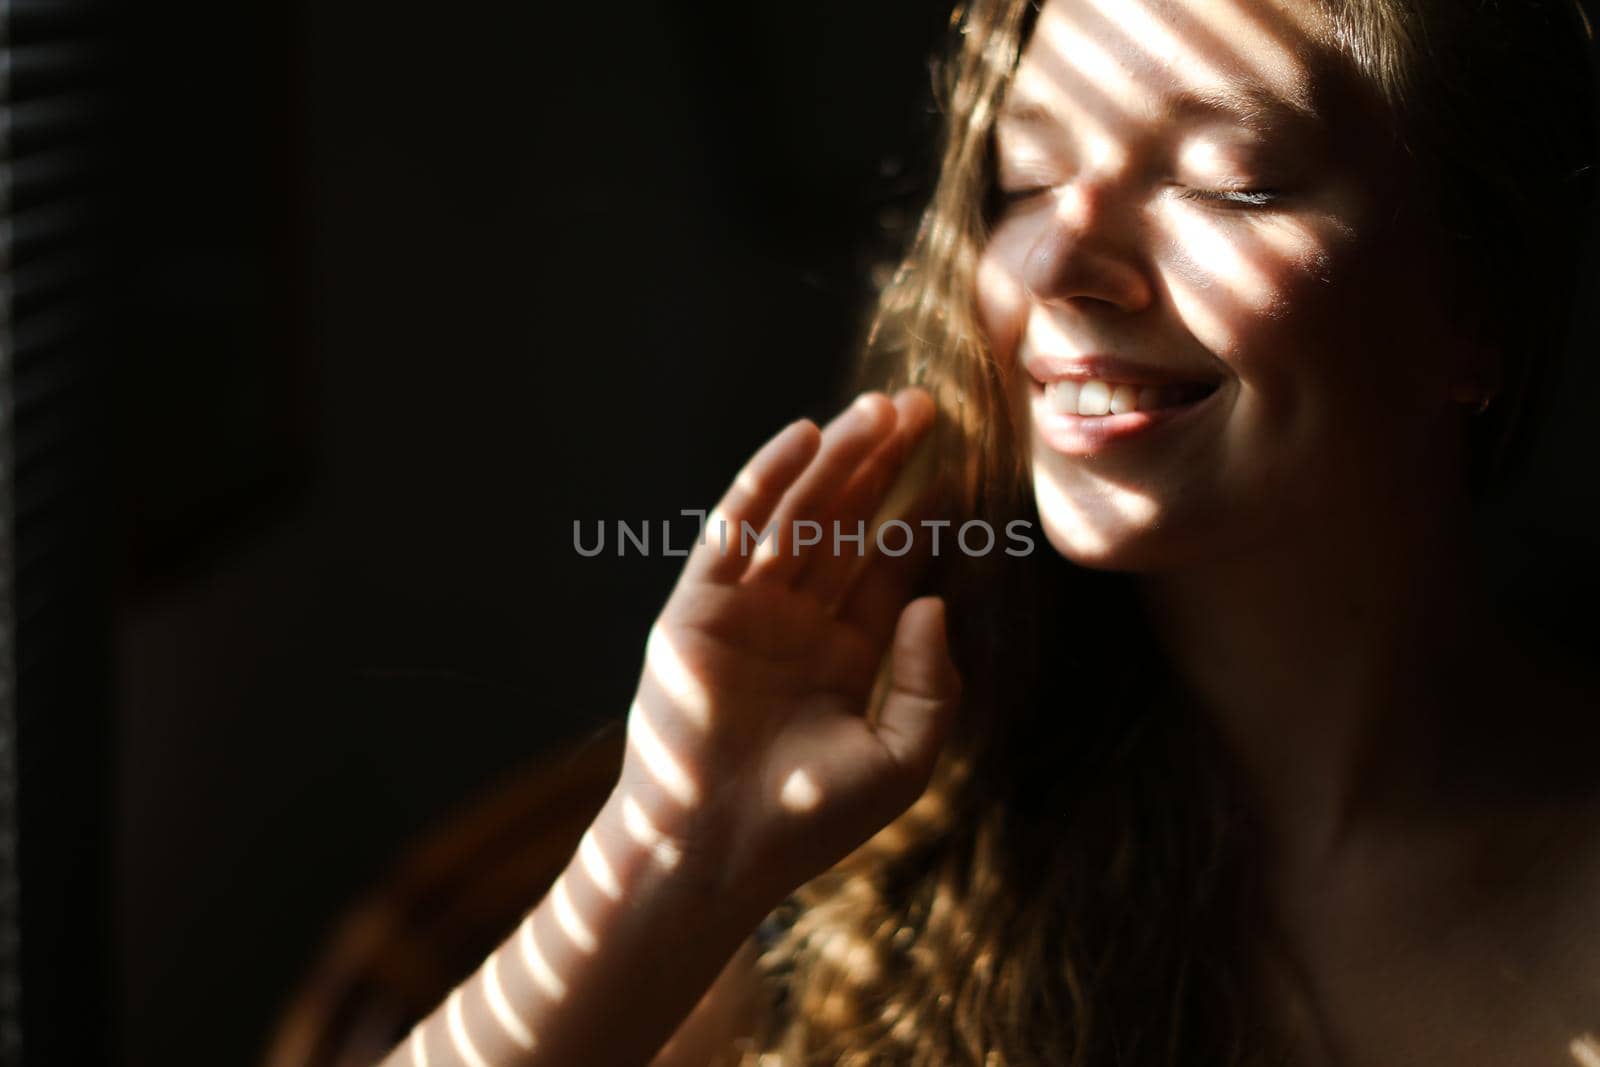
518, 914, 568, 1001
1027, 313, 1077, 360
1164, 208, 1280, 314
1033, 468, 1111, 555
1251, 213, 1341, 274
1104, 478, 1160, 523
410, 1026, 429, 1067
1082, 0, 1235, 94
1036, 14, 1136, 107
645, 626, 712, 729
1016, 19, 1127, 156
626, 703, 700, 807
1030, 463, 1145, 556
1032, 458, 1161, 555
1176, 0, 1332, 96
779, 767, 823, 813
577, 827, 622, 901
551, 874, 598, 954
1570, 1033, 1600, 1067
704, 507, 733, 556
743, 519, 783, 565
1162, 270, 1237, 353
621, 793, 685, 871
979, 252, 1029, 341
484, 952, 537, 1051
733, 467, 762, 496
1028, 0, 1319, 145
446, 988, 491, 1067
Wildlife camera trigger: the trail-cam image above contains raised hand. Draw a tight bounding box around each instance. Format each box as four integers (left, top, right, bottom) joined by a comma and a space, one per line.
373, 389, 962, 1067
614, 387, 963, 918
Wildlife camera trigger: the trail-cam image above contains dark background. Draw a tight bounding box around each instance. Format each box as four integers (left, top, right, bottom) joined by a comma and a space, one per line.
15, 0, 1600, 1065
109, 3, 951, 1066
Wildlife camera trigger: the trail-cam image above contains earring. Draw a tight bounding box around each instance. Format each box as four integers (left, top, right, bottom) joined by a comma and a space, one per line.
1459, 386, 1496, 416
1449, 378, 1497, 416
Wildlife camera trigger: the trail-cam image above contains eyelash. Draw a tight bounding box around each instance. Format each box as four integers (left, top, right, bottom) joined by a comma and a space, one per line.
1176, 186, 1283, 207
998, 187, 1048, 206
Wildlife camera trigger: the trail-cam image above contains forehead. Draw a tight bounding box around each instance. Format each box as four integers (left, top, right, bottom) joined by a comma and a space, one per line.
1004, 0, 1337, 138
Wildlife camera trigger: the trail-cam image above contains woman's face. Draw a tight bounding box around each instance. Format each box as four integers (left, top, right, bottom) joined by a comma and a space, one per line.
977, 0, 1479, 571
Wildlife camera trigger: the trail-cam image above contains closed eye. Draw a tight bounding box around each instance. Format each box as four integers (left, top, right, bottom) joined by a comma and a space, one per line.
999, 186, 1053, 206
999, 185, 1285, 210
1177, 186, 1283, 207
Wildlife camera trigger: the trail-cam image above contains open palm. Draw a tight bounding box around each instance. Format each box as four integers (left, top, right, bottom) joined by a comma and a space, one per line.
615, 388, 962, 913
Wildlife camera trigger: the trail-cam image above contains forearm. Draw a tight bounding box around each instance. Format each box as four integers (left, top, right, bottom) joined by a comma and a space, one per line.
377, 786, 760, 1067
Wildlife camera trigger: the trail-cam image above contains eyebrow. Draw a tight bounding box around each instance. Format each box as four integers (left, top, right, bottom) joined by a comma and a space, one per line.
998, 80, 1323, 137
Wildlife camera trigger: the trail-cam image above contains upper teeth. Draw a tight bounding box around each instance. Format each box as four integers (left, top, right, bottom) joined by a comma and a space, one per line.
1046, 379, 1190, 416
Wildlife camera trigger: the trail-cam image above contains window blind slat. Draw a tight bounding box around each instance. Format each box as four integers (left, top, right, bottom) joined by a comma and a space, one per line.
1, 0, 114, 1060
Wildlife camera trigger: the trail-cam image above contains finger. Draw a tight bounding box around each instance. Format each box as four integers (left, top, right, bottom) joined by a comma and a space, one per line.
682, 417, 821, 586
871, 596, 960, 788
742, 392, 897, 587
833, 485, 942, 648
797, 387, 936, 606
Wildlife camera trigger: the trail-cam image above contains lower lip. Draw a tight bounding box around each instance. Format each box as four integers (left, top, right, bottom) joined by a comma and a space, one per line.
1030, 379, 1221, 456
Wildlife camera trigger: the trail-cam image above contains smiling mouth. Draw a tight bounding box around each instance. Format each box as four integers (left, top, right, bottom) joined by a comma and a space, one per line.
1027, 373, 1224, 456
1039, 377, 1219, 417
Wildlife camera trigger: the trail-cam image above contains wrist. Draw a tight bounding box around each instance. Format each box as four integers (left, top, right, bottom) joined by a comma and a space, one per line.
587, 784, 769, 943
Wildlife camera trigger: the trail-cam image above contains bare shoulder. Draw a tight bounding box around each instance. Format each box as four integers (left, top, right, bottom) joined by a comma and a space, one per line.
1482, 722, 1600, 1053
648, 936, 767, 1067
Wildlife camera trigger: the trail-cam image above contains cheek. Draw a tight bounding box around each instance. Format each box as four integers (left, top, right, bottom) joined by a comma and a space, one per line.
1158, 211, 1359, 371
976, 228, 1031, 361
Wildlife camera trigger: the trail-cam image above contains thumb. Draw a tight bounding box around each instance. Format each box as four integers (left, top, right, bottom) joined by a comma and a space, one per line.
873, 595, 961, 784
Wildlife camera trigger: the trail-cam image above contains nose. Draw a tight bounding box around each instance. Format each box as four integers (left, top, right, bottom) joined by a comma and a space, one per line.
1020, 180, 1154, 313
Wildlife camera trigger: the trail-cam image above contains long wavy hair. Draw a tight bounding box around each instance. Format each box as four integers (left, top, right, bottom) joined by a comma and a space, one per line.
738, 1, 1599, 1064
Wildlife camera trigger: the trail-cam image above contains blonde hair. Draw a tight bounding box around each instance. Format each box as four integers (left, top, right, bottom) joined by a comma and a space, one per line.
738, 1, 1599, 1064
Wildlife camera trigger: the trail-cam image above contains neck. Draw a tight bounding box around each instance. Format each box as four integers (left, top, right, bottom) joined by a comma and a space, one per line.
1135, 477, 1500, 886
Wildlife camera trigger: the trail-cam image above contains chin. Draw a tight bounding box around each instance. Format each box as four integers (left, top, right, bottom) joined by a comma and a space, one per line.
1030, 467, 1220, 574
1036, 510, 1174, 572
